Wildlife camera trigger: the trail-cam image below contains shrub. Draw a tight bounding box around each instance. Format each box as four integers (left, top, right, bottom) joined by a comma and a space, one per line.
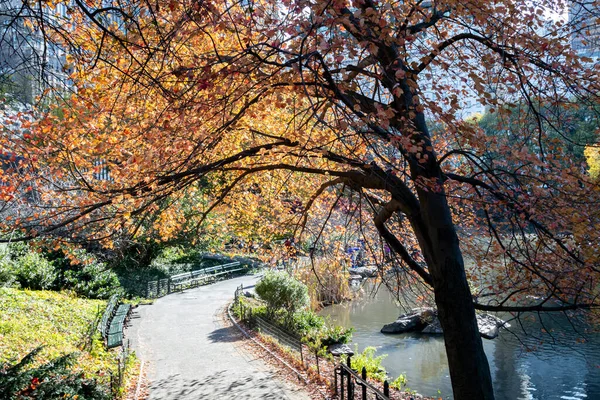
6, 242, 30, 259
390, 374, 408, 391
11, 251, 55, 290
63, 261, 121, 299
255, 271, 309, 319
0, 347, 111, 400
343, 346, 387, 382
0, 251, 16, 288
45, 249, 121, 299
319, 324, 354, 346
292, 309, 325, 336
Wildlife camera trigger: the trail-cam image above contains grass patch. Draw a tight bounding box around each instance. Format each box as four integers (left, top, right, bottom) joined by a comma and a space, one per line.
0, 288, 131, 390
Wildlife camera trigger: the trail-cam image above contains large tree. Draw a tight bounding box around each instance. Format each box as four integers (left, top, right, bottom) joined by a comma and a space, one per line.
1, 0, 599, 398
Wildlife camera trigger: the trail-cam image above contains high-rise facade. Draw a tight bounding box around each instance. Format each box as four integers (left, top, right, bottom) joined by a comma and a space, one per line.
0, 1, 71, 104
569, 1, 600, 59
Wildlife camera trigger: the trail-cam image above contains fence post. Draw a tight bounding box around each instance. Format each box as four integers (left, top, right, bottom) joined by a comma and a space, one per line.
334, 366, 338, 396
347, 356, 353, 399
384, 380, 389, 397
340, 366, 345, 400
168, 278, 171, 294
362, 367, 367, 400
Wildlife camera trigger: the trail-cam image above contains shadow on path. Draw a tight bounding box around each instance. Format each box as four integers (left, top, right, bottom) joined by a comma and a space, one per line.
148, 370, 300, 399
207, 326, 243, 343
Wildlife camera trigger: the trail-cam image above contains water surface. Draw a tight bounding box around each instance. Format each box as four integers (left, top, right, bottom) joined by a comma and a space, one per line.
319, 283, 600, 399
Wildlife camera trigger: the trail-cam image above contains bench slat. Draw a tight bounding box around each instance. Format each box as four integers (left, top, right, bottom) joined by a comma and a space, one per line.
107, 331, 123, 348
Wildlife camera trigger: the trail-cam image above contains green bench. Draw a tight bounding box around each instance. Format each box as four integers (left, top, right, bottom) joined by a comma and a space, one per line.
99, 294, 119, 340
99, 295, 131, 349
169, 262, 244, 292
107, 304, 131, 349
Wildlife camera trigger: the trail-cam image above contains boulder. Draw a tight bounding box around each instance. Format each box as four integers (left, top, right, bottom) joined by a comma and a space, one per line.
243, 291, 255, 298
350, 266, 377, 278
381, 308, 435, 334
421, 317, 443, 334
327, 343, 355, 357
418, 313, 510, 339
476, 313, 510, 339
382, 308, 510, 339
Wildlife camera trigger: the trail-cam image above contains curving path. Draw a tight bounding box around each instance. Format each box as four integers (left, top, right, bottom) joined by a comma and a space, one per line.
126, 275, 310, 400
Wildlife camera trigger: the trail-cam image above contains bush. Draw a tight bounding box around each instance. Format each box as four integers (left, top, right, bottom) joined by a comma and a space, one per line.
0, 251, 16, 288
255, 271, 310, 319
11, 251, 55, 290
343, 346, 388, 382
0, 347, 111, 400
292, 309, 325, 336
319, 324, 354, 346
45, 249, 121, 299
63, 261, 121, 299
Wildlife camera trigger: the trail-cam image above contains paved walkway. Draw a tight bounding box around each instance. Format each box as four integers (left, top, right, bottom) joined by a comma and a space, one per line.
125, 275, 311, 399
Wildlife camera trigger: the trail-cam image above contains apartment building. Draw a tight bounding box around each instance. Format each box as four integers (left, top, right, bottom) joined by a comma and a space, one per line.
569, 1, 600, 59
0, 0, 71, 104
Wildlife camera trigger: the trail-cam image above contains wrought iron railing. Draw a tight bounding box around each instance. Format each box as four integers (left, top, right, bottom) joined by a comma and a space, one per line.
335, 357, 391, 400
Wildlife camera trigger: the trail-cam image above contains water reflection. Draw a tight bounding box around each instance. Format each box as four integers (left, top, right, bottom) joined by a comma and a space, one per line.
320, 283, 600, 399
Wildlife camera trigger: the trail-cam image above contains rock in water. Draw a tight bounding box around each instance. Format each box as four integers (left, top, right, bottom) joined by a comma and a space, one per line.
382, 308, 510, 338
350, 266, 378, 278
328, 343, 355, 357
476, 313, 510, 339
380, 308, 435, 334
421, 317, 443, 334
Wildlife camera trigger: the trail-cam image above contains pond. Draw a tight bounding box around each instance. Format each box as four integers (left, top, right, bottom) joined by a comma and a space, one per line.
319, 282, 600, 399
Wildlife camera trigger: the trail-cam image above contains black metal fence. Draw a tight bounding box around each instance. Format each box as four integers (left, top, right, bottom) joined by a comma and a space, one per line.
255, 317, 304, 360
233, 286, 393, 398
335, 357, 391, 400
233, 285, 305, 365
110, 339, 131, 396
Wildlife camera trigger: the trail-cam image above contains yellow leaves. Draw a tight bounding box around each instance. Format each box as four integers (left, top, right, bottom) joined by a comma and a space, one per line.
584, 145, 600, 180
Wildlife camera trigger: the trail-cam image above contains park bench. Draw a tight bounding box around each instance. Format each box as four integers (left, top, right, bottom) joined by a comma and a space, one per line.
107, 303, 131, 348
98, 294, 131, 349
99, 294, 119, 340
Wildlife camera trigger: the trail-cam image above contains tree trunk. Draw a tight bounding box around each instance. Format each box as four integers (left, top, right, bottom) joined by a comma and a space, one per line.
419, 190, 495, 400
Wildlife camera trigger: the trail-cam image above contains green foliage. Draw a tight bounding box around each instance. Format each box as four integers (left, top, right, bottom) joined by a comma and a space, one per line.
63, 261, 121, 300
478, 101, 599, 164
291, 309, 325, 336
390, 374, 408, 390
11, 251, 56, 290
0, 250, 16, 288
44, 248, 122, 299
343, 346, 387, 382
0, 288, 121, 390
112, 244, 221, 296
7, 242, 30, 259
0, 347, 111, 400
318, 324, 354, 346
152, 246, 187, 265
255, 271, 309, 319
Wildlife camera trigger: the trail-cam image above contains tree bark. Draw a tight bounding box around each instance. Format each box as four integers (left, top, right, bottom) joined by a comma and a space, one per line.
417, 189, 495, 400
